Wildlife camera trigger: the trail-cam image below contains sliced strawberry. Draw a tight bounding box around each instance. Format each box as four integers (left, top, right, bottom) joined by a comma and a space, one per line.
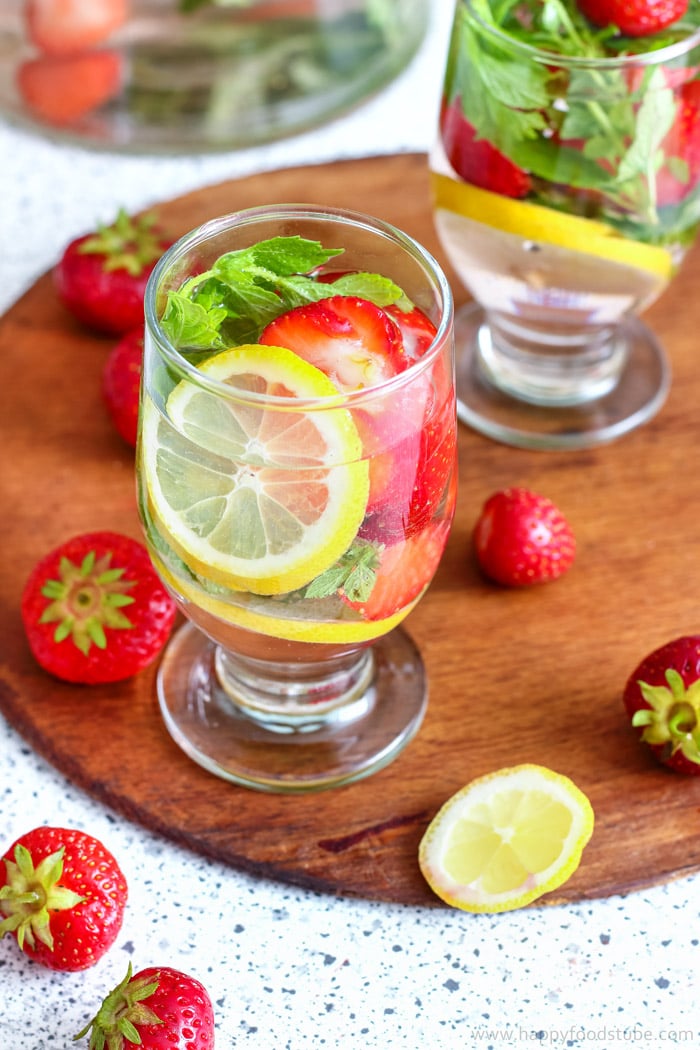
386, 304, 438, 361
259, 295, 408, 392
577, 0, 687, 37
102, 327, 144, 447
313, 271, 437, 362
656, 79, 700, 206
343, 522, 450, 622
25, 0, 128, 56
441, 96, 532, 199
17, 50, 123, 126
358, 377, 456, 543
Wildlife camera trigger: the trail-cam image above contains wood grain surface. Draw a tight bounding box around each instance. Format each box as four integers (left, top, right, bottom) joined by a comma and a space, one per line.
2, 152, 700, 908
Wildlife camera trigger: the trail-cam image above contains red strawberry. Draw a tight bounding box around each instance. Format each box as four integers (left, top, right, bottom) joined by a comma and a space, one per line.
359, 389, 456, 543
313, 271, 438, 362
577, 0, 687, 37
21, 530, 176, 684
386, 303, 438, 361
259, 295, 408, 391
54, 208, 173, 335
103, 327, 144, 447
474, 488, 576, 587
76, 963, 215, 1049
343, 521, 450, 621
440, 97, 532, 199
656, 79, 700, 206
0, 826, 127, 971
623, 635, 700, 774
17, 50, 123, 126
25, 0, 128, 55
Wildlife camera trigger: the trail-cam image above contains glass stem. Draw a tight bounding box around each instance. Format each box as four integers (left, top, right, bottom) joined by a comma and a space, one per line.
214, 646, 376, 733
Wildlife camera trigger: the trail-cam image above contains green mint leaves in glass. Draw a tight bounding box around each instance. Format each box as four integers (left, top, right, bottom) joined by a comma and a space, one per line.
431, 0, 700, 449
137, 205, 456, 793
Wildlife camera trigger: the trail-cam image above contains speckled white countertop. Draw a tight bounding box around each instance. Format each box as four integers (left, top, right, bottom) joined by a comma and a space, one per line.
1, 6, 697, 1049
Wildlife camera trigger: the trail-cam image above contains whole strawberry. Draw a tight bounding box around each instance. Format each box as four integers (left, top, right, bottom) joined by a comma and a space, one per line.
0, 826, 127, 971
103, 327, 144, 447
474, 487, 575, 587
440, 96, 532, 199
75, 963, 215, 1049
21, 530, 176, 684
577, 0, 687, 36
54, 208, 172, 336
623, 635, 700, 774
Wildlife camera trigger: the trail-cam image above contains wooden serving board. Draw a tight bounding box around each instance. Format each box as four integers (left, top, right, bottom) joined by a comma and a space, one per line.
3, 153, 700, 908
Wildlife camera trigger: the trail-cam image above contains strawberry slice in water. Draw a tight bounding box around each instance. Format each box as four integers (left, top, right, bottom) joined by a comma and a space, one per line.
260, 295, 408, 392
314, 270, 438, 362
343, 520, 451, 621
385, 304, 438, 361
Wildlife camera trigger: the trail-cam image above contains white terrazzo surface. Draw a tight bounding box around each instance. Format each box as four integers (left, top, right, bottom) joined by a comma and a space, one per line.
1, 6, 698, 1048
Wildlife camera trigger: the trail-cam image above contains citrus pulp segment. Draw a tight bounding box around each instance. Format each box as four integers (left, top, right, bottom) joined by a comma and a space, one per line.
151, 551, 419, 645
418, 764, 594, 913
141, 344, 370, 596
431, 172, 674, 280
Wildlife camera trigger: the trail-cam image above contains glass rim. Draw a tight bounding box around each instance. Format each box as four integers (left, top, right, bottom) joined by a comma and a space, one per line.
459, 0, 700, 67
144, 202, 454, 410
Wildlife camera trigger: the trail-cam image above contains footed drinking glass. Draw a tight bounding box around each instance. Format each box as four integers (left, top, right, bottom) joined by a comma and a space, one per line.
137, 204, 456, 792
431, 0, 700, 449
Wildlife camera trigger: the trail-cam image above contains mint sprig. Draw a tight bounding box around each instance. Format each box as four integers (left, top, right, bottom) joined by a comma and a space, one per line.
304, 539, 383, 604
449, 0, 700, 234
161, 235, 409, 352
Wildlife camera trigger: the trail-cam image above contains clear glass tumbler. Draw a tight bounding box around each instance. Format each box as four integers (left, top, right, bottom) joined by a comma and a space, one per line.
431, 0, 700, 449
136, 204, 456, 792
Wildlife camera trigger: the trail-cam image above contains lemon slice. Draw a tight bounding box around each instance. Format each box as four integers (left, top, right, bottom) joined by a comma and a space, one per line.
419, 764, 594, 913
141, 344, 370, 596
151, 551, 418, 645
432, 171, 673, 280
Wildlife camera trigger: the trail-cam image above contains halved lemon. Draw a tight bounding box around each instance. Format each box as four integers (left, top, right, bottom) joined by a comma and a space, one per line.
431, 171, 674, 280
151, 551, 418, 645
419, 764, 594, 913
141, 344, 370, 596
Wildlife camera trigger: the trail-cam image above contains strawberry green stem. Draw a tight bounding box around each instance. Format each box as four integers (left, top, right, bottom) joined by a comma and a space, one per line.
74, 963, 163, 1050
0, 845, 84, 950
632, 669, 700, 765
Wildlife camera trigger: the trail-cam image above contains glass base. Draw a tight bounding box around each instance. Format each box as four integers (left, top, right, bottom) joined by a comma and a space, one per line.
455, 302, 670, 451
156, 621, 428, 793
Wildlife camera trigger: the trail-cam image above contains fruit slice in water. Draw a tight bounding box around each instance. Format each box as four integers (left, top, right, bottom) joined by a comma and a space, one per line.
419, 764, 594, 913
142, 344, 369, 596
431, 171, 674, 280
151, 551, 419, 645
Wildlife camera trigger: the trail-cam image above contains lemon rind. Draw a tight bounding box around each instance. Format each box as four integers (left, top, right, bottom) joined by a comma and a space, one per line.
152, 551, 417, 644
431, 172, 673, 281
141, 345, 370, 596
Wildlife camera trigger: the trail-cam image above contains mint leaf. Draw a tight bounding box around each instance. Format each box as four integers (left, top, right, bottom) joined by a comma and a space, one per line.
304, 539, 382, 602
618, 69, 676, 208
162, 235, 410, 352
446, 0, 700, 232
161, 291, 228, 349
324, 271, 406, 307
214, 236, 343, 277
